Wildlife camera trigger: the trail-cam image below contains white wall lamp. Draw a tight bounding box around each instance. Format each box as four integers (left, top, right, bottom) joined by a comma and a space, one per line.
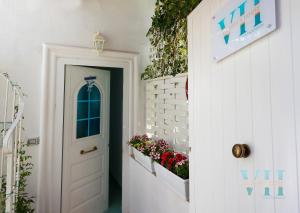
93, 32, 105, 55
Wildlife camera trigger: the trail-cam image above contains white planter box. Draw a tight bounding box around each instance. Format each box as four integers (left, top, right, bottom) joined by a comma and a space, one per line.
154, 162, 189, 201
131, 147, 155, 174
128, 145, 133, 156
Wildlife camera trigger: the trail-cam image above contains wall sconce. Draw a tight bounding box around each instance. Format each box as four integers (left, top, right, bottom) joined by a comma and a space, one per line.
93, 32, 105, 55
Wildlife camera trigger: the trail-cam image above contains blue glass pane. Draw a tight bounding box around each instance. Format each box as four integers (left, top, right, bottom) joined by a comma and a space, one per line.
90, 101, 100, 118
89, 118, 100, 136
90, 86, 100, 100
77, 102, 88, 120
77, 120, 89, 138
78, 85, 89, 100
76, 84, 102, 139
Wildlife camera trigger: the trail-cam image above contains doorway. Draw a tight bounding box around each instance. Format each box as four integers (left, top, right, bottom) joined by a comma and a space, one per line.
83, 66, 124, 213
107, 67, 123, 213
38, 44, 138, 213
62, 65, 123, 213
88, 66, 124, 213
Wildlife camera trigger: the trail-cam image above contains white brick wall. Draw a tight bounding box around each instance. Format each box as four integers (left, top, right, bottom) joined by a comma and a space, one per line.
145, 73, 189, 154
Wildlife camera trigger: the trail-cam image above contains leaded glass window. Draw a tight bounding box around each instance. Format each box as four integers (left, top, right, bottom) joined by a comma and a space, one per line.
76, 84, 101, 139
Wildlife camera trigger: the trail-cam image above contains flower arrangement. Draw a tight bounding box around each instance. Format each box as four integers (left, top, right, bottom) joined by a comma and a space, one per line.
128, 135, 189, 200
149, 139, 171, 162
128, 134, 152, 155
161, 151, 189, 179
128, 135, 189, 180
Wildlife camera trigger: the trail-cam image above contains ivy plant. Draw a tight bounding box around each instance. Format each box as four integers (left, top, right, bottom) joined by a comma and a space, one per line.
142, 0, 202, 80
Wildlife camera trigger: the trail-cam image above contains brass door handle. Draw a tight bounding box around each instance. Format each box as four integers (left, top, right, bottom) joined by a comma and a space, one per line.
80, 146, 98, 155
232, 144, 250, 158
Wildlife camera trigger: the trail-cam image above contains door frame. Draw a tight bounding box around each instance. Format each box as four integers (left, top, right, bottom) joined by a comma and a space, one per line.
37, 44, 139, 213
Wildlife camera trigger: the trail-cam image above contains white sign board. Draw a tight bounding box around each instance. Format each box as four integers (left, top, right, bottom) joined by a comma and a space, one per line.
212, 0, 276, 62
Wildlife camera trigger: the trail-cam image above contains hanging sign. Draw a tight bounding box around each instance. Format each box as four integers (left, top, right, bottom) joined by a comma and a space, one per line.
212, 0, 276, 62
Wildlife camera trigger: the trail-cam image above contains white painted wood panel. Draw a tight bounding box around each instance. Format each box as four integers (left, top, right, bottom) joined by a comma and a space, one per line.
290, 0, 300, 210
251, 36, 275, 212
189, 2, 213, 212
268, 0, 299, 211
210, 2, 225, 213
235, 40, 255, 213
188, 0, 300, 212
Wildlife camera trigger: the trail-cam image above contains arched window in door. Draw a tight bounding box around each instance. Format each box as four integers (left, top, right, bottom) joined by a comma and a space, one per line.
76, 84, 101, 139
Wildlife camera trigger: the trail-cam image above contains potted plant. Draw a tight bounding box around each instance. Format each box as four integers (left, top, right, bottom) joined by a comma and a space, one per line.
154, 151, 189, 201
128, 135, 155, 173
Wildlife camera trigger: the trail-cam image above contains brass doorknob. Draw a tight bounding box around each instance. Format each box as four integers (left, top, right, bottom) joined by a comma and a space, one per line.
232, 144, 250, 158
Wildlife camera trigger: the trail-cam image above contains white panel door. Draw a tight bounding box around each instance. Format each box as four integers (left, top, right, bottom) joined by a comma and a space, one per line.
188, 0, 300, 212
62, 65, 110, 213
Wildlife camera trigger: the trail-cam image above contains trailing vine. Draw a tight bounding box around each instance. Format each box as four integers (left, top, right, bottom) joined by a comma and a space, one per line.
14, 142, 34, 213
142, 0, 202, 80
0, 141, 34, 213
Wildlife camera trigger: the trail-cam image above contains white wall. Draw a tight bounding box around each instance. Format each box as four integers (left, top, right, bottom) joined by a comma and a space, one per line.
0, 0, 153, 208
188, 0, 300, 212
129, 158, 189, 213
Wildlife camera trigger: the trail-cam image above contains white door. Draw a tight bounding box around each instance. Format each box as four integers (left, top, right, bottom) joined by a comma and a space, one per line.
188, 1, 300, 213
62, 65, 110, 213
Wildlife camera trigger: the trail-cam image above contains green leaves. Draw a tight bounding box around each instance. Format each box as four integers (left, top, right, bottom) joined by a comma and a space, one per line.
14, 142, 35, 213
142, 0, 201, 80
175, 161, 189, 179
15, 143, 34, 213
0, 142, 35, 213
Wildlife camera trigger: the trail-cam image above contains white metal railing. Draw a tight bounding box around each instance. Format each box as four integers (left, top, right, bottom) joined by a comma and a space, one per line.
0, 73, 25, 213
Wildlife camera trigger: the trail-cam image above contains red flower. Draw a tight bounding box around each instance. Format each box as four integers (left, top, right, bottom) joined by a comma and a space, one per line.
161, 151, 175, 167
175, 153, 187, 162
167, 158, 175, 170
161, 152, 173, 161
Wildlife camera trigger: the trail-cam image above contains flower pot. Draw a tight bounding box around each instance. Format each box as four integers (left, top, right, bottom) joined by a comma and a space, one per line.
131, 147, 155, 174
154, 162, 189, 201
